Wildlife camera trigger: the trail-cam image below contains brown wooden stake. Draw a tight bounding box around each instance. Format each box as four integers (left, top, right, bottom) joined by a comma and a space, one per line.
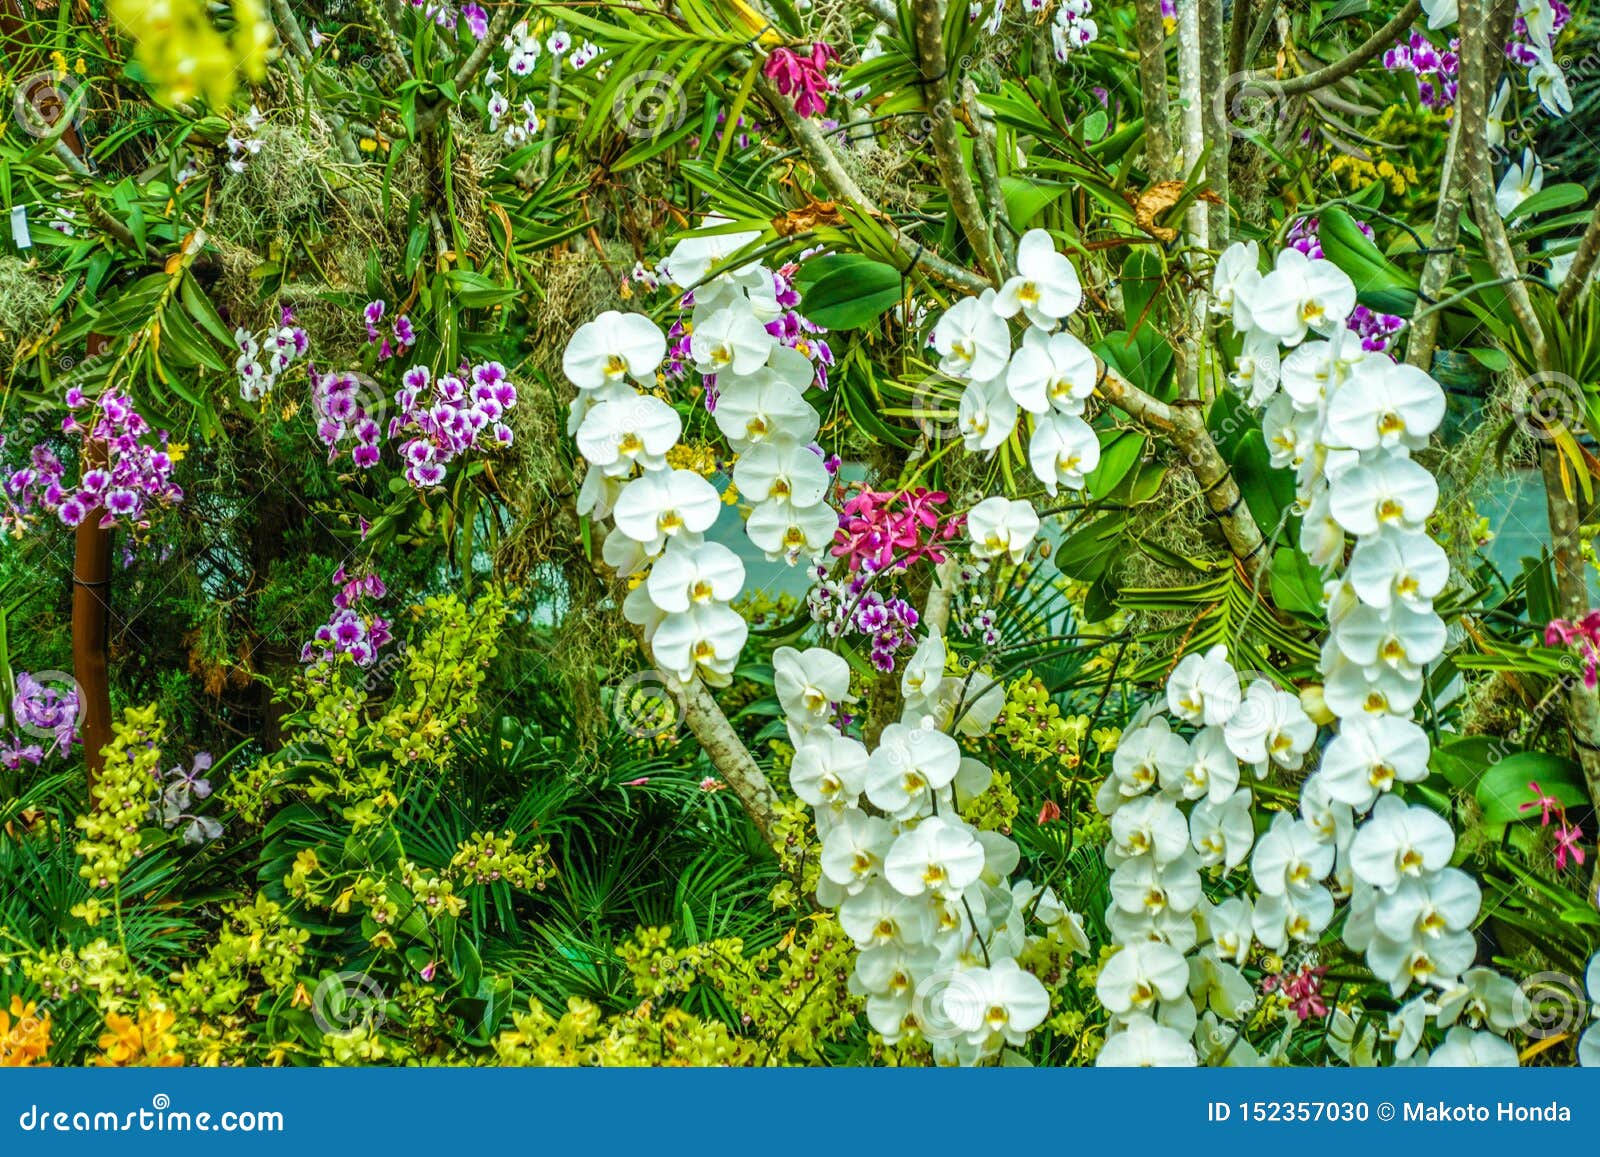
72, 429, 112, 787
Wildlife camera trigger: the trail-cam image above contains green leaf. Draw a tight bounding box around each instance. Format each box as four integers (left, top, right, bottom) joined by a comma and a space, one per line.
1000, 177, 1069, 230
1085, 430, 1143, 497
1475, 751, 1589, 825
1231, 430, 1295, 536
1269, 547, 1324, 617
1511, 182, 1588, 222
794, 254, 903, 330
1465, 346, 1509, 372
1429, 737, 1500, 792
1317, 206, 1418, 315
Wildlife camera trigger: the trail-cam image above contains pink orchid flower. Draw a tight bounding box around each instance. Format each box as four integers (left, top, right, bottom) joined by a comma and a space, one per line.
1520, 780, 1562, 826
1554, 821, 1587, 871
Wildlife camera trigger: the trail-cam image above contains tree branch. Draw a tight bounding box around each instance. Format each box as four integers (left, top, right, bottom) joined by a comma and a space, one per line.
1132, 0, 1173, 180
417, 7, 511, 134
1555, 199, 1600, 314
675, 675, 783, 850
1460, 0, 1600, 874
910, 0, 1004, 283
1244, 0, 1421, 98
1095, 362, 1269, 584
757, 73, 991, 295
962, 77, 1014, 270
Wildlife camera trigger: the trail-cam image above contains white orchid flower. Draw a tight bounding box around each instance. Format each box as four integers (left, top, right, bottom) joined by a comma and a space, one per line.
993, 228, 1083, 329
966, 496, 1041, 564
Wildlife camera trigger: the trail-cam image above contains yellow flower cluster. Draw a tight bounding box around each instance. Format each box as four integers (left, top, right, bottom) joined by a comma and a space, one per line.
492, 996, 758, 1066
93, 1007, 183, 1067
995, 670, 1090, 768
0, 996, 51, 1066
230, 588, 508, 827
108, 0, 270, 108
616, 920, 860, 1063
449, 830, 553, 890
74, 704, 163, 890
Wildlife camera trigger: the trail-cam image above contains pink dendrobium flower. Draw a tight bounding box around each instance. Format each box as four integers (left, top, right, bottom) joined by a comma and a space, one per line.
763, 43, 836, 119
1545, 614, 1600, 688
1263, 965, 1329, 1021
830, 487, 959, 572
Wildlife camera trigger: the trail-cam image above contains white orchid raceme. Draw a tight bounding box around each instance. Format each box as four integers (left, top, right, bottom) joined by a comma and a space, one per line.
1088, 230, 1517, 1067
567, 253, 837, 728
932, 233, 1112, 502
